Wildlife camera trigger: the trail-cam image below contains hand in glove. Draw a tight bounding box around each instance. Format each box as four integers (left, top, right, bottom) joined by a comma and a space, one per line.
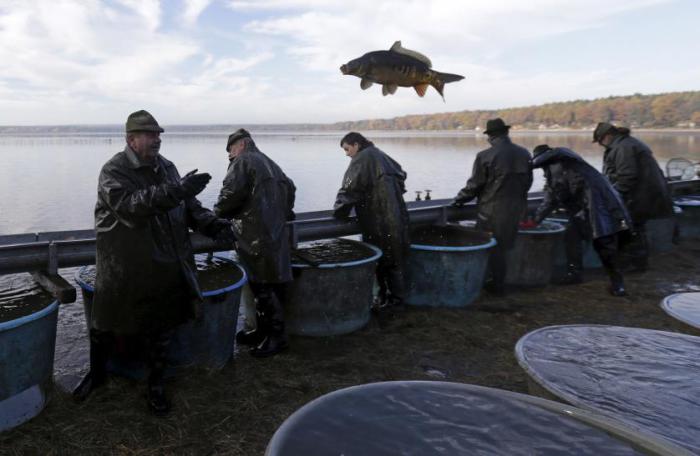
450, 199, 465, 208
211, 219, 237, 246
180, 169, 211, 198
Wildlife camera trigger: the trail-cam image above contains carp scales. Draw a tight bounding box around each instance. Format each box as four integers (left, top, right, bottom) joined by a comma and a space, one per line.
340, 41, 464, 101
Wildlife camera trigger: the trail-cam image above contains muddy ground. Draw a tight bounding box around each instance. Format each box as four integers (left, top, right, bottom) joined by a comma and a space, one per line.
2, 240, 700, 456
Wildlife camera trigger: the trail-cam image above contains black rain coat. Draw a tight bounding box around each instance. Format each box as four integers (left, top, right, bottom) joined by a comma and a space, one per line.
333, 145, 410, 267
214, 145, 296, 284
602, 134, 674, 223
454, 136, 532, 250
93, 146, 218, 335
533, 147, 631, 240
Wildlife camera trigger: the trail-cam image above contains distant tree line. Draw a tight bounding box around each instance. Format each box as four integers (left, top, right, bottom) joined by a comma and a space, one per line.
1, 91, 698, 133
330, 91, 700, 131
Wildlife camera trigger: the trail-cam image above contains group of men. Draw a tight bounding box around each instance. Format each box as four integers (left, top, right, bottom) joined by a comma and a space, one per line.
452, 117, 673, 297
76, 109, 673, 416
75, 111, 297, 415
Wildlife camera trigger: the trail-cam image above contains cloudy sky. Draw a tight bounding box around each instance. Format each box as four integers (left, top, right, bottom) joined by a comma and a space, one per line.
1, 0, 698, 125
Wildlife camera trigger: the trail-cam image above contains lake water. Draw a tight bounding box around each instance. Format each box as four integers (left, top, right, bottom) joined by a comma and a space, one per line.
1, 130, 699, 234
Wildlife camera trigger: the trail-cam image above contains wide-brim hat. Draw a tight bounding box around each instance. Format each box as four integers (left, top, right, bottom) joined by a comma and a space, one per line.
126, 110, 164, 133
483, 117, 511, 135
226, 128, 252, 150
592, 122, 615, 143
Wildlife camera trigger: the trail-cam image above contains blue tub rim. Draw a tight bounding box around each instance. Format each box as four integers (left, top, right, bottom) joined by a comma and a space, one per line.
0, 300, 59, 333
74, 256, 247, 298
411, 236, 496, 252
673, 196, 700, 207
291, 239, 382, 269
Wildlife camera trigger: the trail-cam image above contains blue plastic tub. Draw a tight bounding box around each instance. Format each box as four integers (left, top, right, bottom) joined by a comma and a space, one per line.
0, 299, 58, 432
75, 256, 246, 377
286, 238, 382, 337
407, 224, 495, 307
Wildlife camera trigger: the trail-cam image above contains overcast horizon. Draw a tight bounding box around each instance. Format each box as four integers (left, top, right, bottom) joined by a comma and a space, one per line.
1, 0, 699, 126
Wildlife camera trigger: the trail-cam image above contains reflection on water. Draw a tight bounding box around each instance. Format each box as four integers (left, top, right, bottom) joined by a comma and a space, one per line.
1, 130, 699, 234
517, 325, 700, 453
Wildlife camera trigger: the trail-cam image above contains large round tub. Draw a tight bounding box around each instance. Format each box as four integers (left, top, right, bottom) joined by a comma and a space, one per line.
661, 292, 700, 330
1, 274, 58, 432
516, 324, 700, 454
674, 196, 700, 241
506, 221, 565, 287
286, 238, 381, 337
407, 224, 495, 307
75, 255, 246, 376
265, 381, 687, 455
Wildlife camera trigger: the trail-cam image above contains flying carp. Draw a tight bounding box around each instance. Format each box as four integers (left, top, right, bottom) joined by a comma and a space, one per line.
340, 41, 464, 101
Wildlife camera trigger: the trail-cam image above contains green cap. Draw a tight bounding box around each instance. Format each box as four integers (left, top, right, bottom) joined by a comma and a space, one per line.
126, 110, 164, 133
226, 128, 251, 150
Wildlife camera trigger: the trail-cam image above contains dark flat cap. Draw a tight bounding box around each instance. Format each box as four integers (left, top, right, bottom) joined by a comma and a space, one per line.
484, 118, 510, 135
592, 122, 615, 143
226, 128, 252, 150
533, 144, 551, 157
126, 110, 164, 133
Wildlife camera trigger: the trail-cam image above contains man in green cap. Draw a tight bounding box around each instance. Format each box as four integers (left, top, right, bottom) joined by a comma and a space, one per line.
74, 110, 235, 416
215, 129, 296, 358
593, 122, 673, 272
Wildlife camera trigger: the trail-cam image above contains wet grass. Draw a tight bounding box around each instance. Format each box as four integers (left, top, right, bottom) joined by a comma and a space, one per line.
2, 241, 700, 455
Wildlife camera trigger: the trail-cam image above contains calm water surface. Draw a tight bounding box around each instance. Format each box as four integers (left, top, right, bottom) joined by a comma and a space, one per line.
1, 130, 698, 234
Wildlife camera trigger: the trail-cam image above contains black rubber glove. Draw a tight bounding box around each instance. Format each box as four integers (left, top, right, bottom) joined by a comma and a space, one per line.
180, 169, 211, 198
208, 219, 237, 246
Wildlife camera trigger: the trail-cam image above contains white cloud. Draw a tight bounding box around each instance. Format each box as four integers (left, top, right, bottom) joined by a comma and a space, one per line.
116, 0, 161, 31
0, 0, 693, 125
244, 0, 672, 73
181, 0, 212, 26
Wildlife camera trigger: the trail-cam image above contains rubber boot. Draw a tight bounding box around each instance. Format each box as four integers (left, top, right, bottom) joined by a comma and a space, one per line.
250, 290, 289, 358
250, 327, 289, 358
146, 333, 171, 416
73, 329, 109, 402
236, 311, 266, 346
607, 268, 627, 297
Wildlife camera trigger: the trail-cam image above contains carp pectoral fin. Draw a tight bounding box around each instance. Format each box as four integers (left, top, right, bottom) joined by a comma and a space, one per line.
360, 78, 373, 90
414, 83, 429, 97
387, 84, 397, 95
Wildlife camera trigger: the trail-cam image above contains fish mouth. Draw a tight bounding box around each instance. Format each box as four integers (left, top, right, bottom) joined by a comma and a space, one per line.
340, 64, 349, 75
